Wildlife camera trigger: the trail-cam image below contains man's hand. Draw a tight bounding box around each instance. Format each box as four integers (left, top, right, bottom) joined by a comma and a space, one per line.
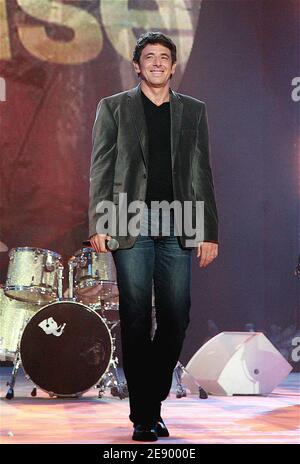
196, 242, 218, 268
90, 234, 112, 253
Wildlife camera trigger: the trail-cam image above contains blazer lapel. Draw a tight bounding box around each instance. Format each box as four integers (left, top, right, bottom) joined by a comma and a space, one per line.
127, 83, 149, 170
127, 82, 183, 171
169, 86, 183, 170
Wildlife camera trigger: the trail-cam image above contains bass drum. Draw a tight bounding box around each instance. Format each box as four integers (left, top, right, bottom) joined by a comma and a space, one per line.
20, 301, 112, 397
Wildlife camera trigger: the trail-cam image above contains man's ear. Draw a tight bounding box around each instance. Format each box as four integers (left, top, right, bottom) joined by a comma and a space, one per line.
132, 61, 140, 74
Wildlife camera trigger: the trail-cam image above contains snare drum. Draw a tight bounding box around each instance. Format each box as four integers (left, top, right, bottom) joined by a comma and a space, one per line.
20, 301, 112, 397
0, 287, 36, 361
73, 248, 118, 304
5, 247, 63, 304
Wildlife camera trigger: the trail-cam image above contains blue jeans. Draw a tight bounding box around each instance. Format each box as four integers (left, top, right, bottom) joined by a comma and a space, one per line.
112, 209, 192, 425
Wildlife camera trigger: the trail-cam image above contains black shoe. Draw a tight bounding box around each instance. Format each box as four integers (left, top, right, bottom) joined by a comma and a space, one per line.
132, 424, 158, 442
156, 418, 170, 437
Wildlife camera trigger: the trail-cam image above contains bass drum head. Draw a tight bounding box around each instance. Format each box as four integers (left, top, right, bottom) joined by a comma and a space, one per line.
20, 301, 112, 397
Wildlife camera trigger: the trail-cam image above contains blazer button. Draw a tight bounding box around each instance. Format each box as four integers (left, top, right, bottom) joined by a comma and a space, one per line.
143, 174, 147, 178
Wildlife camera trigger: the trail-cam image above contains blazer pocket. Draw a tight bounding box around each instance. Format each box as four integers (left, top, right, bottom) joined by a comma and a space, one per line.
181, 129, 197, 142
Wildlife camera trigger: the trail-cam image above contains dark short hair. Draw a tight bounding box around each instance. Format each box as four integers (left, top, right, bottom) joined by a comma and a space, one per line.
132, 31, 177, 72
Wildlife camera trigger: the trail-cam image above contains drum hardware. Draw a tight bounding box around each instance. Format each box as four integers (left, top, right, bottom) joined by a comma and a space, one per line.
102, 317, 119, 332
45, 252, 56, 272
67, 256, 77, 300
5, 315, 32, 400
87, 252, 92, 276
91, 299, 120, 331
174, 361, 208, 399
6, 350, 21, 399
79, 256, 87, 268
57, 264, 64, 300
23, 373, 38, 396
96, 354, 128, 400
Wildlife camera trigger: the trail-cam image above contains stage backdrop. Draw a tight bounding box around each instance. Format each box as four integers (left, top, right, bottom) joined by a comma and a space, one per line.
0, 0, 299, 364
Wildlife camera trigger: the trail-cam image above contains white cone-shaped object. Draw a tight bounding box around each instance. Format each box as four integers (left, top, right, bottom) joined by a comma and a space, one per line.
182, 332, 293, 396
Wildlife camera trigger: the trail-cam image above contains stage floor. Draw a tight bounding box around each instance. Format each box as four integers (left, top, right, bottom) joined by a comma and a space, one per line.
0, 368, 299, 444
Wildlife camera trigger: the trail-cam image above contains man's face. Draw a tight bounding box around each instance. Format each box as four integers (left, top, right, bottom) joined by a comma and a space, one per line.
133, 43, 176, 87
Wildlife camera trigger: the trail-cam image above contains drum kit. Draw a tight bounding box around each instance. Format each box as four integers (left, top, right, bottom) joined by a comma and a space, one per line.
0, 246, 129, 400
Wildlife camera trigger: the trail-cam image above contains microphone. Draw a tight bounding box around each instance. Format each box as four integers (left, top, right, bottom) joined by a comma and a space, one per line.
82, 238, 119, 251
106, 238, 119, 251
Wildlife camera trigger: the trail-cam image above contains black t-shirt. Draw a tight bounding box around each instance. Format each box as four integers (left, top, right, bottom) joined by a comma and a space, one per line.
141, 90, 173, 207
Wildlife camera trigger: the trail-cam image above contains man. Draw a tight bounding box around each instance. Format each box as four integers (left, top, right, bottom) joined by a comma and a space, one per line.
89, 32, 218, 441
